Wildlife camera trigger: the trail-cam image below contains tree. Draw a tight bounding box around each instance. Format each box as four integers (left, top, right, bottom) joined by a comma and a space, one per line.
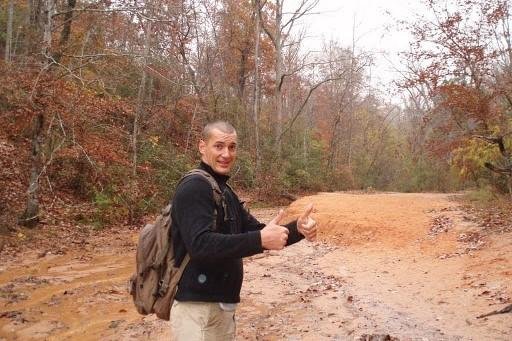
4, 0, 14, 62
253, 0, 262, 172
19, 0, 55, 227
258, 0, 319, 154
400, 0, 512, 194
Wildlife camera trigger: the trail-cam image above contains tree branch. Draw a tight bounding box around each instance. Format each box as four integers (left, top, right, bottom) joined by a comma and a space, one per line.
258, 0, 277, 48
474, 134, 510, 158
278, 75, 344, 141
484, 162, 512, 175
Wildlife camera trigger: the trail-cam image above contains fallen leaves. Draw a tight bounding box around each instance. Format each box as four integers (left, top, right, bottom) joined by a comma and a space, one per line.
429, 215, 453, 236
459, 200, 512, 235
0, 310, 28, 324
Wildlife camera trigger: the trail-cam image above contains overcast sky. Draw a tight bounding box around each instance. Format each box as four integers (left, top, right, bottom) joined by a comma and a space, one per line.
287, 0, 419, 94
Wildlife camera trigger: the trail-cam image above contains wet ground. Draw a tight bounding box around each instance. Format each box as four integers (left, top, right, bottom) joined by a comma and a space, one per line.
0, 192, 511, 340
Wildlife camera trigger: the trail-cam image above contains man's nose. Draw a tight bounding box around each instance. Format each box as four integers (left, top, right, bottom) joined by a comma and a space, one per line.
221, 147, 230, 157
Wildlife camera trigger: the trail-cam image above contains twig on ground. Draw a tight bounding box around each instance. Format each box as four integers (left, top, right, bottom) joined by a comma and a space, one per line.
476, 303, 512, 319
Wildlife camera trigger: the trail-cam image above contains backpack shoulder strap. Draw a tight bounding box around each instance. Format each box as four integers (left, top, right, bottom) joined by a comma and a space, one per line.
181, 169, 223, 206
179, 168, 223, 230
224, 181, 233, 192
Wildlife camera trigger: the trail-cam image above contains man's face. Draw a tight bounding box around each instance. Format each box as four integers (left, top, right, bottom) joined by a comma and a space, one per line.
199, 128, 238, 175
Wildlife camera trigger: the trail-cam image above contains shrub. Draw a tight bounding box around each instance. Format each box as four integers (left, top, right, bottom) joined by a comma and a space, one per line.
49, 152, 94, 198
91, 189, 117, 229
465, 185, 498, 204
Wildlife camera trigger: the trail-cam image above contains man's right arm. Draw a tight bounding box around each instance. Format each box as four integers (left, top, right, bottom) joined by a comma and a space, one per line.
173, 177, 264, 261
174, 177, 290, 258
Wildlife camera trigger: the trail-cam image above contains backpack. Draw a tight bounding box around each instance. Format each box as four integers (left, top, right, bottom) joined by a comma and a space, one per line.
128, 169, 223, 320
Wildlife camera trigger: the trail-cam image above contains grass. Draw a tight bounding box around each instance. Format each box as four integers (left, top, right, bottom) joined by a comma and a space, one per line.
463, 186, 500, 205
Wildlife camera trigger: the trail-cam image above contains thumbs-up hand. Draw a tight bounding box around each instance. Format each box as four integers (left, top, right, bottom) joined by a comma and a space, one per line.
297, 203, 317, 241
260, 209, 289, 250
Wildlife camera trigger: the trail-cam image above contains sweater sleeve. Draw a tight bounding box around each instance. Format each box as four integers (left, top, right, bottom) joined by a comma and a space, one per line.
284, 220, 305, 245
173, 177, 264, 261
235, 190, 303, 244
239, 203, 265, 232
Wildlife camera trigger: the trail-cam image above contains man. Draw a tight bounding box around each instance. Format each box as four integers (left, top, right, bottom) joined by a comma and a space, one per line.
170, 121, 317, 340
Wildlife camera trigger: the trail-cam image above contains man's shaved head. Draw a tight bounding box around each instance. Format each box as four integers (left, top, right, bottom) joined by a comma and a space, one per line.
199, 121, 237, 175
202, 121, 236, 141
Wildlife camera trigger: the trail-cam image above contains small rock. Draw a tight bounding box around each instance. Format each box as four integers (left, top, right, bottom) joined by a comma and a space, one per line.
108, 320, 124, 329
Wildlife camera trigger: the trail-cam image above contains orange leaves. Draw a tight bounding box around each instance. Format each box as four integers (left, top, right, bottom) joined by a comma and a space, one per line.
435, 84, 494, 126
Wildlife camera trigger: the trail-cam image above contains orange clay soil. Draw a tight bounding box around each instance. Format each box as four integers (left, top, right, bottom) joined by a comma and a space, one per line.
1, 192, 511, 340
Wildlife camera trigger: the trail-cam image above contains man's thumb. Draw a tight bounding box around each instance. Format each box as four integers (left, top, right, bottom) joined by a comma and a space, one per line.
269, 209, 285, 225
300, 203, 314, 220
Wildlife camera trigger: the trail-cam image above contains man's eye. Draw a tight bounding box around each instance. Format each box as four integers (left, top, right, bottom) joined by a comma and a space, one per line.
229, 145, 237, 151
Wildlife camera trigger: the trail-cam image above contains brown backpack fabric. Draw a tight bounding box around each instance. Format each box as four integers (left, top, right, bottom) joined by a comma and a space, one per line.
128, 169, 222, 320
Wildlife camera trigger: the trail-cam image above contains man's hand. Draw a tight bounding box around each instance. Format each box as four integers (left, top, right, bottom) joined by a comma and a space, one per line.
260, 210, 289, 250
297, 203, 317, 241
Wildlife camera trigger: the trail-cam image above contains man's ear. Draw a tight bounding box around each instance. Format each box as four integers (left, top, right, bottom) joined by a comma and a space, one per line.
198, 139, 206, 156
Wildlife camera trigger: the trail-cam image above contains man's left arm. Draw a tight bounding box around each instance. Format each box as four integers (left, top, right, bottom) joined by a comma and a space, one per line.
283, 220, 304, 245
240, 206, 306, 246
239, 204, 265, 232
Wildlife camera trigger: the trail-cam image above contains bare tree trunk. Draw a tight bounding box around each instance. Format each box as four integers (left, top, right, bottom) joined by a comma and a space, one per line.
238, 47, 249, 100
303, 132, 307, 161
274, 0, 283, 156
303, 99, 312, 164
147, 75, 154, 107
19, 113, 44, 227
19, 0, 53, 227
12, 19, 22, 58
185, 103, 198, 154
133, 21, 152, 176
29, 0, 42, 26
346, 112, 353, 168
328, 113, 341, 170
41, 0, 53, 66
53, 0, 77, 64
5, 0, 14, 62
78, 29, 90, 80
181, 50, 207, 110
253, 0, 261, 174
346, 17, 357, 169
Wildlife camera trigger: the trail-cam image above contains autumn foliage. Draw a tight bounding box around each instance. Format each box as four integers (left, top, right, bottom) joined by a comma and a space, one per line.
400, 0, 512, 195
1, 0, 510, 236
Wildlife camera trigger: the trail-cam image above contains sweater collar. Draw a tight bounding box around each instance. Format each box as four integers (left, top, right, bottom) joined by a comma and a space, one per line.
199, 161, 230, 185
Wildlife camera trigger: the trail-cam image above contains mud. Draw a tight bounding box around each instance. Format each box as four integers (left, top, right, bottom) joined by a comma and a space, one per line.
0, 192, 511, 340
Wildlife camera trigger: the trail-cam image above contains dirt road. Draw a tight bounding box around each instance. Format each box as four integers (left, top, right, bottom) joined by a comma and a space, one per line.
1, 192, 511, 340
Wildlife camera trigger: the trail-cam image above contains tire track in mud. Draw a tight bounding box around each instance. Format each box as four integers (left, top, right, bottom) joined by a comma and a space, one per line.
236, 241, 448, 341
238, 242, 347, 340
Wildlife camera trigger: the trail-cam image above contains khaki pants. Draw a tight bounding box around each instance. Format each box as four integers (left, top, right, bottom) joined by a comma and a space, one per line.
170, 301, 236, 341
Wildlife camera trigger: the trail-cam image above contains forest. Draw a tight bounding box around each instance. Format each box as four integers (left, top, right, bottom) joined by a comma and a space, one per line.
0, 0, 511, 230
1, 1, 512, 340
